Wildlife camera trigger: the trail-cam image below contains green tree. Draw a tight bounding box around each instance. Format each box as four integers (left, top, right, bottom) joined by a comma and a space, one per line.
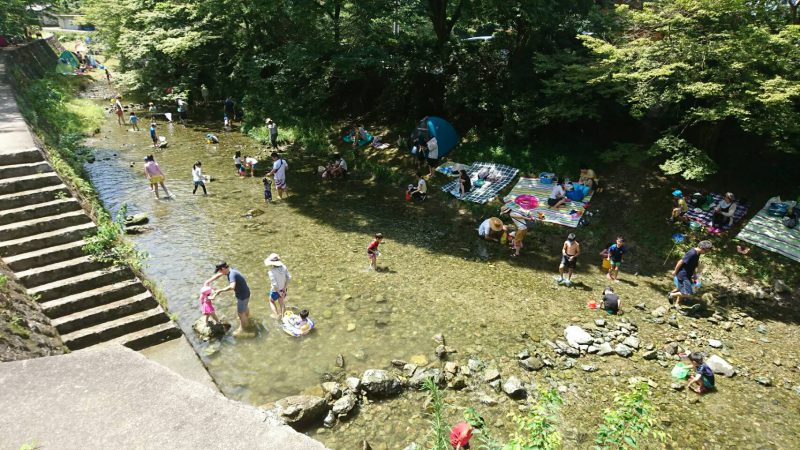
1, 0, 38, 40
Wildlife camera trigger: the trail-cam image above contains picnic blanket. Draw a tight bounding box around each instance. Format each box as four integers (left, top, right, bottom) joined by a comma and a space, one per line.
684, 193, 749, 230
737, 197, 800, 263
435, 161, 470, 177
441, 162, 519, 204
502, 177, 593, 228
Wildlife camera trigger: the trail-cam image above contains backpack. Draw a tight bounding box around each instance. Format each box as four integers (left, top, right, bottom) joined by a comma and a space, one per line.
784, 216, 797, 229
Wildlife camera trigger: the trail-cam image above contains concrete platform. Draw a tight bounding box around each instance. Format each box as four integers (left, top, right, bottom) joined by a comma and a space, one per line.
0, 55, 36, 155
0, 345, 328, 450
138, 336, 218, 392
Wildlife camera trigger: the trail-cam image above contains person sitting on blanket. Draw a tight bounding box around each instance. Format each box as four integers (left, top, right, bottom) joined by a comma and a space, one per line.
458, 169, 472, 198
409, 171, 428, 201
578, 164, 599, 192
711, 192, 737, 228
547, 178, 569, 209
478, 217, 506, 242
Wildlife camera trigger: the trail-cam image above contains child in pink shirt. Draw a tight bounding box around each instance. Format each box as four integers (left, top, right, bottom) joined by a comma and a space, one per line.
199, 286, 220, 326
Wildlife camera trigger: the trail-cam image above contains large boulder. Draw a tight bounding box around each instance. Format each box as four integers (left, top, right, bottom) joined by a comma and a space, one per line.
360, 369, 403, 397
124, 213, 149, 226
272, 395, 328, 428
191, 317, 231, 340
564, 326, 593, 347
706, 355, 735, 377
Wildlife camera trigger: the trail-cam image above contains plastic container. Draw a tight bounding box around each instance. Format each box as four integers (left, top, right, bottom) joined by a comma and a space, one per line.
539, 172, 555, 185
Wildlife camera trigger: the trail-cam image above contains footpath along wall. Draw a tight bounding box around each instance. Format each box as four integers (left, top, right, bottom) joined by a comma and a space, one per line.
0, 40, 328, 449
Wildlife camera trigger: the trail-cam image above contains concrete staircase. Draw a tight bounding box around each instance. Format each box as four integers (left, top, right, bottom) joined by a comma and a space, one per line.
0, 148, 182, 351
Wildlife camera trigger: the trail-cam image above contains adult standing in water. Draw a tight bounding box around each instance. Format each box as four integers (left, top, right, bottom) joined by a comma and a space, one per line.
177, 98, 188, 125
224, 96, 235, 124
267, 118, 278, 148
264, 253, 292, 319
267, 152, 288, 199
206, 262, 251, 336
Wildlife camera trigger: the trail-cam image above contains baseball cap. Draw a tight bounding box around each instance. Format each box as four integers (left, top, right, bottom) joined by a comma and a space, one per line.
214, 262, 229, 273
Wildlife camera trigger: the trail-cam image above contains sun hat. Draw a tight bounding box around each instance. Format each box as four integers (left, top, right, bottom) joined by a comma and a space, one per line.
489, 217, 503, 231
264, 253, 283, 267
200, 286, 213, 297
672, 190, 683, 197
214, 262, 229, 273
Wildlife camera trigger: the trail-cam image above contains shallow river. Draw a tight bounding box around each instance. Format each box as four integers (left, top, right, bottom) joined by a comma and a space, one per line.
85, 112, 800, 449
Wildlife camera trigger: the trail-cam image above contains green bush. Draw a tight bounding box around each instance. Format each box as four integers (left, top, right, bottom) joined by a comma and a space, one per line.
82, 205, 146, 270
595, 382, 666, 449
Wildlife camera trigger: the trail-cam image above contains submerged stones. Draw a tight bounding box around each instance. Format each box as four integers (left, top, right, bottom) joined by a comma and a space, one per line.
360, 369, 403, 397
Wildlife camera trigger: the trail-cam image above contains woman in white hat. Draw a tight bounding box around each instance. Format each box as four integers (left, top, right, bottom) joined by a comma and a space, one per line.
265, 253, 292, 318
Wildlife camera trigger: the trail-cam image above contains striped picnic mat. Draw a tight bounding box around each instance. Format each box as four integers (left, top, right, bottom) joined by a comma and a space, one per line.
502, 178, 593, 228
441, 162, 519, 204
737, 197, 800, 263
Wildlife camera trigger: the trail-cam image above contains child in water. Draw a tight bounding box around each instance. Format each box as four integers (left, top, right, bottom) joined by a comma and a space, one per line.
262, 176, 273, 202
129, 112, 139, 131
367, 233, 384, 270
149, 122, 158, 148
292, 309, 312, 334
199, 286, 220, 326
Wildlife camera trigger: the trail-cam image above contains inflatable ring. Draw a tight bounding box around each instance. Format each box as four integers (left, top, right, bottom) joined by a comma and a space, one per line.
515, 194, 539, 210
282, 310, 314, 337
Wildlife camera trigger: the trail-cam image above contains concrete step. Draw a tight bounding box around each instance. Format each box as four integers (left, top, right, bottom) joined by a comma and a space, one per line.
105, 321, 183, 351
0, 161, 52, 179
61, 307, 170, 350
28, 266, 133, 303
0, 172, 62, 195
40, 279, 146, 319
15, 255, 105, 288
51, 292, 158, 335
0, 197, 82, 227
0, 184, 71, 211
0, 210, 91, 241
0, 148, 43, 165
0, 222, 95, 257
3, 240, 87, 272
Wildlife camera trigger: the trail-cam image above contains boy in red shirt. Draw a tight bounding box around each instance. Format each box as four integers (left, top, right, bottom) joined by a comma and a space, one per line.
450, 422, 473, 449
367, 233, 383, 270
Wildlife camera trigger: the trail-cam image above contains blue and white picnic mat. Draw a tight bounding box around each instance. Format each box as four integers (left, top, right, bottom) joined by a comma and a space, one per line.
737, 197, 800, 263
441, 162, 519, 204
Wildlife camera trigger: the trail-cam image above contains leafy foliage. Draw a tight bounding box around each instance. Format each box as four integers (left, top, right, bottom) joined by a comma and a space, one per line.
423, 377, 449, 450
503, 389, 563, 450
594, 382, 666, 449
0, 0, 38, 40
82, 205, 146, 270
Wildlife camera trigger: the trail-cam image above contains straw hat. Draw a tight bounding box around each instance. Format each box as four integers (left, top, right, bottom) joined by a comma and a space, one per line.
264, 253, 283, 267
489, 217, 503, 231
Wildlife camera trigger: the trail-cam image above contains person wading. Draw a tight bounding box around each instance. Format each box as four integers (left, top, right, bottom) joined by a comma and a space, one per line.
206, 262, 252, 336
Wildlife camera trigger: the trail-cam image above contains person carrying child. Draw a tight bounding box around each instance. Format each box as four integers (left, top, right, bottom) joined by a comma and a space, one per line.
129, 112, 140, 131
198, 286, 221, 326
265, 253, 291, 319
686, 352, 715, 394
606, 236, 626, 282
367, 233, 384, 271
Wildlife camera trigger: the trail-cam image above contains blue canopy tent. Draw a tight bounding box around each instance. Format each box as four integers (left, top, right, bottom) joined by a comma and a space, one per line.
410, 116, 458, 159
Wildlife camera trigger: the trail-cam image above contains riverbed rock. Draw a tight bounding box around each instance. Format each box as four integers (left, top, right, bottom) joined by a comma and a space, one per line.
435, 345, 456, 359
433, 333, 445, 344
757, 324, 768, 334
191, 317, 231, 340
595, 319, 606, 327
642, 350, 658, 361
582, 365, 598, 372
409, 369, 443, 389
756, 376, 773, 387
468, 359, 484, 372
403, 364, 418, 377
347, 323, 357, 332
476, 391, 499, 406
651, 306, 668, 318
597, 342, 614, 356
444, 362, 459, 374
706, 355, 735, 377
502, 376, 526, 398
124, 213, 149, 226
273, 395, 328, 428
124, 225, 151, 234
564, 326, 593, 347
336, 354, 345, 368
708, 339, 723, 348
483, 367, 501, 382
345, 377, 361, 392
323, 410, 336, 428
332, 393, 358, 417
360, 370, 403, 397
622, 336, 640, 350
516, 348, 531, 360
321, 382, 343, 399
615, 344, 633, 357
519, 356, 544, 371
773, 280, 792, 294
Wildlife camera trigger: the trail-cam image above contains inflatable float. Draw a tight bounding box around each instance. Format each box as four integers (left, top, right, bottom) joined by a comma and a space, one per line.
281, 310, 315, 337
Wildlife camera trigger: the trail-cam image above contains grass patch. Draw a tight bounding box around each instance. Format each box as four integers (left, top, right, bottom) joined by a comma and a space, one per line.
0, 275, 7, 290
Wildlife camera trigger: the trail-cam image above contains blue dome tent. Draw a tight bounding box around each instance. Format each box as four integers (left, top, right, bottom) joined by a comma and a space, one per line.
410, 116, 458, 159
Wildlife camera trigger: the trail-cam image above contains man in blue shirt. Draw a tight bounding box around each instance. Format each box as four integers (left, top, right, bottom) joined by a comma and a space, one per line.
206, 262, 251, 335
668, 240, 712, 310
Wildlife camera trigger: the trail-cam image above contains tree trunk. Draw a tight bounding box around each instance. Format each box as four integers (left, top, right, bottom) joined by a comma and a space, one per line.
426, 0, 466, 57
